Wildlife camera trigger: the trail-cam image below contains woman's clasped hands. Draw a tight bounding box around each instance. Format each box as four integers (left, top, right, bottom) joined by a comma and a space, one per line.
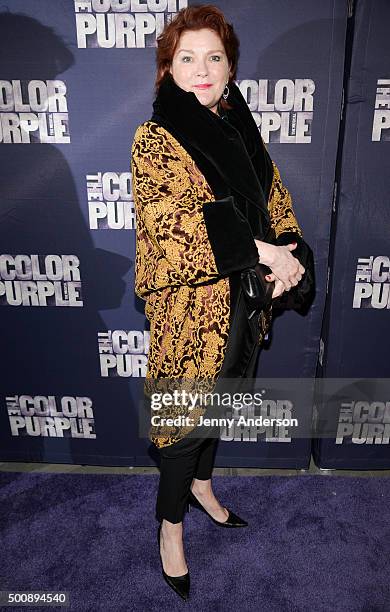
254, 239, 306, 299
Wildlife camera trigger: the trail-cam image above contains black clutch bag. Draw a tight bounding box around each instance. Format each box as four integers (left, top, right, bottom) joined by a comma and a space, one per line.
240, 263, 275, 319
240, 226, 276, 319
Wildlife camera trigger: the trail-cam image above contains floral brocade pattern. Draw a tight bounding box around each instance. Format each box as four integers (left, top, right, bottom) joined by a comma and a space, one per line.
131, 121, 302, 448
268, 162, 304, 239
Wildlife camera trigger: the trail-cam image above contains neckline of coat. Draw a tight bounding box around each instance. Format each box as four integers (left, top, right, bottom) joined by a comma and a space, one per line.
151, 74, 272, 222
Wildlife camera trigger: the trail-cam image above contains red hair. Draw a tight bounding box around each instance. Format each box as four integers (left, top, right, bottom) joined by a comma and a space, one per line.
155, 4, 240, 110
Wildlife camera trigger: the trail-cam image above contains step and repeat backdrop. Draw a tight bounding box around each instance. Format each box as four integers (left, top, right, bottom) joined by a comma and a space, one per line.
314, 0, 390, 469
0, 0, 387, 468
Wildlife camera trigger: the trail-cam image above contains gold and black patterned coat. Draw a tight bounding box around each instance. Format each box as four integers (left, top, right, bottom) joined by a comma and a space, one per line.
131, 78, 305, 449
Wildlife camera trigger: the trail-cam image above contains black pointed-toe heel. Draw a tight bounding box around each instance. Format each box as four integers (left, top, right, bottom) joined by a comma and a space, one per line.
186, 489, 248, 528
157, 523, 190, 601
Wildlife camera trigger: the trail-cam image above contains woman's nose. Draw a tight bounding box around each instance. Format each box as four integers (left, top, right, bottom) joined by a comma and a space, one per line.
195, 61, 208, 76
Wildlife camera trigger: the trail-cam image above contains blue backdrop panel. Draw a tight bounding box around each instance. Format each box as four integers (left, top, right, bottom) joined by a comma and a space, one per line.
0, 1, 346, 467
313, 0, 390, 469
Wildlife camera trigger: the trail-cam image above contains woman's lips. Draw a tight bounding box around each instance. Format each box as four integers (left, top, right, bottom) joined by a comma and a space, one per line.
194, 84, 212, 89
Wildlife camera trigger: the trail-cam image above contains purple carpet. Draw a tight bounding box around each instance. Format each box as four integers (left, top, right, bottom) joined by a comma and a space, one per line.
0, 472, 389, 611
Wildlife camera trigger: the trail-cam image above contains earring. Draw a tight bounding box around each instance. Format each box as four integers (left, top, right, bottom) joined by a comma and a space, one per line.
222, 83, 229, 100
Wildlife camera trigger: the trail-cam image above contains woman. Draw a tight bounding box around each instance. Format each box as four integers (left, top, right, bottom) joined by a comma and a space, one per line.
131, 5, 314, 601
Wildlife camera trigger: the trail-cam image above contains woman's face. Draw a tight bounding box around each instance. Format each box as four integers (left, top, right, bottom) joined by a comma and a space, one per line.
169, 28, 231, 114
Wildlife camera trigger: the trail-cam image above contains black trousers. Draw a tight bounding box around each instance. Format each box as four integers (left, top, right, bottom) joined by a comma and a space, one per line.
156, 427, 220, 523
155, 275, 262, 524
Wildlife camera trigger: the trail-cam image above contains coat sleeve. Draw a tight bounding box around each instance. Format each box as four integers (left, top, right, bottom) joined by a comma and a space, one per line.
131, 122, 259, 290
267, 161, 303, 240
267, 161, 316, 311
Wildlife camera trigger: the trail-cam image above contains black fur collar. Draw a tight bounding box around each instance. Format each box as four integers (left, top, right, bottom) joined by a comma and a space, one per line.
150, 74, 273, 238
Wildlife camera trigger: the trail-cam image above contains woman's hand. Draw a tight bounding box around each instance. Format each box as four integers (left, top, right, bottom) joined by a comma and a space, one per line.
254, 239, 305, 298
271, 278, 288, 299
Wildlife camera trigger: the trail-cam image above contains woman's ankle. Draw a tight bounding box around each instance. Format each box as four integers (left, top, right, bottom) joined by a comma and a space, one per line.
191, 478, 212, 496
161, 518, 183, 535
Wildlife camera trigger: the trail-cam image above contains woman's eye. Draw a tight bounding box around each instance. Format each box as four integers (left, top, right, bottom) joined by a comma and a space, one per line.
180, 54, 222, 63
